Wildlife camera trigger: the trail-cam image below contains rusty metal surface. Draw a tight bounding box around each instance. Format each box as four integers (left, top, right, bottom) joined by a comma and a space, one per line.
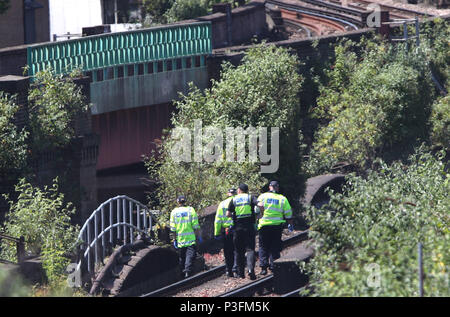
92, 103, 173, 170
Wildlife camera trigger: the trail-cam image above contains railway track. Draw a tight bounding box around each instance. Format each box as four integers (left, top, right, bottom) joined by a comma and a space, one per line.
218, 274, 274, 297
269, 0, 365, 27
140, 230, 309, 297
268, 0, 433, 39
347, 0, 429, 18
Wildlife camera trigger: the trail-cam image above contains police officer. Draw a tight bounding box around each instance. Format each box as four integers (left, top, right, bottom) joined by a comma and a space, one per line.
214, 188, 238, 277
170, 195, 201, 278
257, 181, 294, 275
226, 183, 261, 280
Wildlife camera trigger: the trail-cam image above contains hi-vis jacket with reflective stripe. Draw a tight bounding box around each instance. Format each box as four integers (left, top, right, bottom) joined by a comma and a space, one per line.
214, 197, 234, 236
257, 192, 292, 229
170, 206, 200, 247
231, 193, 253, 219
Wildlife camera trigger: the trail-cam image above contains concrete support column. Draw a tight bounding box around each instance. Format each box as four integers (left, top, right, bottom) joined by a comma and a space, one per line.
213, 3, 232, 47
378, 11, 390, 38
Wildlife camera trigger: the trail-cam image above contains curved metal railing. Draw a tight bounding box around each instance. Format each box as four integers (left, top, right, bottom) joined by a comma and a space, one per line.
76, 195, 156, 275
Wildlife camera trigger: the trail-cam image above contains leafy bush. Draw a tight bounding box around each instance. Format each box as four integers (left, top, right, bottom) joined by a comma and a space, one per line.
145, 44, 304, 222
1, 178, 79, 283
0, 92, 28, 180
164, 0, 209, 23
430, 94, 450, 150
142, 0, 174, 24
28, 68, 88, 152
0, 0, 9, 14
304, 149, 449, 296
0, 268, 30, 296
306, 39, 435, 175
421, 18, 450, 88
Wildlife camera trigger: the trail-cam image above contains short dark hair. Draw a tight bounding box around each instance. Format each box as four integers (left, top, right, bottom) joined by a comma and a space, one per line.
269, 180, 279, 187
238, 183, 249, 193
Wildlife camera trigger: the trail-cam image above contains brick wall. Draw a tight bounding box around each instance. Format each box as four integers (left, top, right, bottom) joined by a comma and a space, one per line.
0, 0, 50, 50
0, 0, 25, 49
0, 46, 28, 77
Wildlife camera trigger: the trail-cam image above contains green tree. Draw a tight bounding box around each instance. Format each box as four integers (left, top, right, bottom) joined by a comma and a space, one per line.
0, 0, 10, 14
304, 148, 449, 296
142, 0, 174, 24
145, 44, 304, 223
164, 0, 209, 23
0, 92, 29, 181
0, 268, 31, 296
306, 38, 435, 175
430, 94, 450, 150
28, 68, 88, 153
421, 18, 450, 88
1, 178, 79, 284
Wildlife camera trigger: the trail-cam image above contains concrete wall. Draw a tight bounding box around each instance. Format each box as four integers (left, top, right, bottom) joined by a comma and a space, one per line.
0, 0, 25, 49
196, 0, 267, 49
90, 66, 209, 114
35, 0, 51, 44
0, 46, 28, 77
0, 0, 50, 49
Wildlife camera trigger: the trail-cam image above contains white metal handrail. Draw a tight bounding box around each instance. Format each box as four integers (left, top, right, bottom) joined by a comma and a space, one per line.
76, 195, 155, 275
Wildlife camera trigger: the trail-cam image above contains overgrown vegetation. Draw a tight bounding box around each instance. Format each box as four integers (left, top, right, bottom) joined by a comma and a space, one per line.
0, 268, 30, 296
28, 68, 87, 152
145, 44, 304, 223
0, 69, 88, 295
164, 0, 209, 23
303, 149, 449, 296
306, 39, 435, 175
421, 18, 450, 89
302, 19, 449, 297
0, 92, 29, 181
1, 178, 79, 284
0, 0, 10, 15
142, 0, 247, 25
430, 94, 450, 150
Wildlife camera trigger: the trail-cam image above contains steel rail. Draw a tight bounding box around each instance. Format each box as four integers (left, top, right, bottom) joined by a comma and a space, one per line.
140, 230, 309, 297
268, 0, 365, 27
354, 0, 428, 17
141, 265, 227, 297
218, 274, 274, 297
268, 0, 359, 30
299, 0, 369, 17
284, 19, 314, 37
281, 287, 304, 297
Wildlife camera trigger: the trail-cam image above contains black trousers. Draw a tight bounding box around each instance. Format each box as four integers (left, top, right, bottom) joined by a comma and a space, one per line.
258, 224, 283, 270
222, 231, 237, 273
233, 223, 256, 275
178, 244, 197, 274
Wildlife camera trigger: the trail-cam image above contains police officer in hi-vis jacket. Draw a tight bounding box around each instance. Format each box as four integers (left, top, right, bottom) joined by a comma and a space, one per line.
214, 188, 238, 277
257, 181, 294, 275
170, 195, 201, 278
227, 183, 261, 280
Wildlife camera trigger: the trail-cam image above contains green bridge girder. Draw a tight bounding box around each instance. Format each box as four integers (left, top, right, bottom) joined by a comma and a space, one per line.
26, 22, 212, 79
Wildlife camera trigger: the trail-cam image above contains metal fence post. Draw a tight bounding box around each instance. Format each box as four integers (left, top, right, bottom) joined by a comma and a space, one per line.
403, 21, 409, 51
418, 242, 424, 297
16, 236, 26, 263
415, 16, 420, 47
